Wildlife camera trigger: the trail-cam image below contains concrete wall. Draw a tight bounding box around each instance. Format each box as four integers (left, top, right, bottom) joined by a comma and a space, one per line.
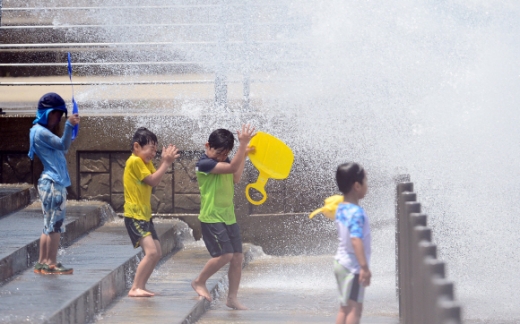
0, 115, 334, 255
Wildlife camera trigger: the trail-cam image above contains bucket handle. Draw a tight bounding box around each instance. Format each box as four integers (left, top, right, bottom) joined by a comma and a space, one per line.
245, 172, 268, 205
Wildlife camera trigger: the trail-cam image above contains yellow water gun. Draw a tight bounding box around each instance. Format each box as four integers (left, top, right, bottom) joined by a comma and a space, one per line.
309, 195, 344, 220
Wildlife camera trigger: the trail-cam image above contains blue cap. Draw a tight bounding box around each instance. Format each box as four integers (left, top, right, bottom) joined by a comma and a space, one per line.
33, 92, 68, 125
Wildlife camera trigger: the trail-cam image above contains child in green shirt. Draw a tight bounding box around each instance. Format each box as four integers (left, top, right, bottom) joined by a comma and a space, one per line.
191, 124, 255, 310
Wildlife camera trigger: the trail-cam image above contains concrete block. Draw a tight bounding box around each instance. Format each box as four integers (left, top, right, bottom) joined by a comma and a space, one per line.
174, 194, 200, 214
79, 153, 110, 173
0, 184, 36, 218
80, 173, 110, 202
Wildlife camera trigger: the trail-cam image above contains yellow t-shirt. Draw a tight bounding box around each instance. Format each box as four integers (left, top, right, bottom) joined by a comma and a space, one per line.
123, 154, 156, 221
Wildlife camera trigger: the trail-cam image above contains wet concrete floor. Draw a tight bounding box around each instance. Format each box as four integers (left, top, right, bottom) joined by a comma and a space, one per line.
198, 254, 399, 324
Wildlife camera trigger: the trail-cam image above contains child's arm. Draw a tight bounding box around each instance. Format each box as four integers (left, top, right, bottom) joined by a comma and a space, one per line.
40, 115, 80, 151
142, 144, 179, 187
211, 124, 255, 176
351, 237, 371, 287
233, 146, 255, 183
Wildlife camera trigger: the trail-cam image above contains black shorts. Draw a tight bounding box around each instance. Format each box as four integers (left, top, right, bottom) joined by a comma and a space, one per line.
124, 217, 159, 248
201, 222, 243, 257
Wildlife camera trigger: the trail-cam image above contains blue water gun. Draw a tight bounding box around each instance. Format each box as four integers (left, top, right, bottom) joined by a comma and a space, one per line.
67, 52, 79, 140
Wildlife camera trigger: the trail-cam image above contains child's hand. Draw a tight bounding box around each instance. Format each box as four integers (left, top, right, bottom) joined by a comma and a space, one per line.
245, 145, 255, 155
162, 144, 180, 164
68, 114, 80, 126
237, 124, 255, 146
359, 267, 371, 287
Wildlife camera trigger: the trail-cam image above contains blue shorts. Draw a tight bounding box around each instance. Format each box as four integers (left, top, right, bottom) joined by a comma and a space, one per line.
37, 177, 67, 235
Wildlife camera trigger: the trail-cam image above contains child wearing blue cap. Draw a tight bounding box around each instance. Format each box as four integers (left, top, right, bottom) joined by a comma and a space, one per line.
28, 92, 80, 275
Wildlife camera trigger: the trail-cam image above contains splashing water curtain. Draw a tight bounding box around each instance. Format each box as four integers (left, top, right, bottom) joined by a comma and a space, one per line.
246, 132, 294, 205
67, 52, 79, 140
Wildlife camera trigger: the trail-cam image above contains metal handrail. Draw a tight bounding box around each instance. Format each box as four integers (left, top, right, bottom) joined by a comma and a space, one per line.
0, 78, 286, 86
2, 4, 287, 11
0, 40, 305, 49
0, 62, 205, 66
0, 21, 306, 29
0, 80, 216, 86
0, 59, 307, 67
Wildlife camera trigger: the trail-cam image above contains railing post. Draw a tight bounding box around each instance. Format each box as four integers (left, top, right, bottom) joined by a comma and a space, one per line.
395, 180, 413, 323
424, 258, 445, 324
242, 0, 252, 111
437, 295, 462, 324
403, 200, 420, 324
215, 0, 228, 110
411, 225, 431, 324
419, 241, 437, 324
396, 180, 462, 323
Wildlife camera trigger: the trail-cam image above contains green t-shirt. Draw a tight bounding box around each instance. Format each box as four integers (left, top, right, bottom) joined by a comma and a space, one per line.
196, 154, 236, 224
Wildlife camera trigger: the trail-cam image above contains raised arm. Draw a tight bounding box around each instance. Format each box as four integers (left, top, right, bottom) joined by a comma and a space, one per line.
142, 144, 179, 187
233, 145, 255, 183
210, 124, 255, 178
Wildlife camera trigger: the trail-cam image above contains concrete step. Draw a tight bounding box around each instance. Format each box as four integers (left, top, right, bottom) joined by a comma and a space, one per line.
0, 74, 282, 113
0, 200, 112, 283
1, 3, 291, 26
3, 0, 223, 7
0, 25, 261, 44
0, 183, 37, 218
0, 45, 307, 77
95, 241, 259, 324
0, 216, 182, 324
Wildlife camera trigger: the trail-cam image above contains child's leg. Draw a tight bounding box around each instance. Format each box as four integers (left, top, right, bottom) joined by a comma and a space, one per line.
344, 300, 363, 324
37, 178, 66, 266
129, 235, 161, 297
43, 232, 61, 265
192, 253, 233, 301
226, 252, 247, 310
334, 260, 364, 324
38, 233, 49, 264
336, 305, 349, 324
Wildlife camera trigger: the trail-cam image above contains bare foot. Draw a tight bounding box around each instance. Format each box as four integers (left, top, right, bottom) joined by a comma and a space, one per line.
226, 297, 248, 310
191, 279, 212, 301
128, 288, 154, 297
142, 288, 156, 296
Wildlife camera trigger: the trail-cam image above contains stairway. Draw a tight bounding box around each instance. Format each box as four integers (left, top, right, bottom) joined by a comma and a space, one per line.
0, 184, 258, 323
0, 0, 310, 112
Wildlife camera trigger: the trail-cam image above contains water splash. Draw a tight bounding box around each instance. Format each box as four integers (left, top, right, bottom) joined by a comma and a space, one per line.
26, 0, 520, 321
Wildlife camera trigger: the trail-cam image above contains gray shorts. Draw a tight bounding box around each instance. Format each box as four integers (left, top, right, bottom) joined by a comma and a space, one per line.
334, 259, 365, 304
201, 222, 242, 257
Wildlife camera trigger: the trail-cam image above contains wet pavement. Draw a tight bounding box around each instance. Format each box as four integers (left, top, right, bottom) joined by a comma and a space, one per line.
0, 201, 109, 282
1, 188, 399, 323
95, 239, 247, 324
197, 254, 399, 324
0, 207, 180, 323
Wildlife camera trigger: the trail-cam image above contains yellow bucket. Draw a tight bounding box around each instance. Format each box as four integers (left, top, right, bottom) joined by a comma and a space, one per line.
246, 132, 294, 205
